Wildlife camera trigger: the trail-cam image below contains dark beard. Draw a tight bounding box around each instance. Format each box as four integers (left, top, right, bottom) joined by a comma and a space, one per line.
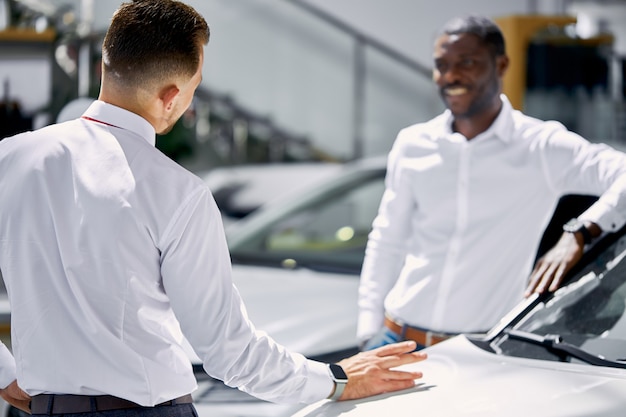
453, 77, 500, 120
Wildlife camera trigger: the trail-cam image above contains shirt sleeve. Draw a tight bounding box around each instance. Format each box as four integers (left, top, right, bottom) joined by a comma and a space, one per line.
0, 342, 16, 389
541, 123, 626, 233
158, 186, 333, 404
357, 130, 416, 343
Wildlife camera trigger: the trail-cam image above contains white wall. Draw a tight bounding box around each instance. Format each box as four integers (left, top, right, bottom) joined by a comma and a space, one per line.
299, 0, 535, 66
84, 0, 533, 70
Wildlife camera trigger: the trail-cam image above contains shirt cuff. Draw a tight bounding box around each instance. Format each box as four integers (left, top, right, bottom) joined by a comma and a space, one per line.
299, 360, 334, 404
579, 201, 626, 233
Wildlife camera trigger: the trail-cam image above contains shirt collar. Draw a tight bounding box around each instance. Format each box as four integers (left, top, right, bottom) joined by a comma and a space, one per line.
439, 94, 515, 143
81, 100, 156, 147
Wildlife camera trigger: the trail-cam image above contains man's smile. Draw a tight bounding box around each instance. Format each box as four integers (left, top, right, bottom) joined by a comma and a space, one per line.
443, 86, 469, 96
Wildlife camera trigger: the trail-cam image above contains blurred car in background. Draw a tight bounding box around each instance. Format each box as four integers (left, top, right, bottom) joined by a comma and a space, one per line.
198, 162, 342, 228
294, 221, 626, 417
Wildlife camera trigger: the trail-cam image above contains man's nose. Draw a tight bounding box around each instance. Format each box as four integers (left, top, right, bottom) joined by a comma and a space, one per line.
441, 64, 463, 85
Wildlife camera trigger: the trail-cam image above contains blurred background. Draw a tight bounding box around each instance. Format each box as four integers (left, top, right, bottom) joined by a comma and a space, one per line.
1, 0, 625, 171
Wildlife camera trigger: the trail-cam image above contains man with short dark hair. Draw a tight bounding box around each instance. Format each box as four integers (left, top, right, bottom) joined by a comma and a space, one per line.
0, 1, 425, 415
358, 14, 626, 351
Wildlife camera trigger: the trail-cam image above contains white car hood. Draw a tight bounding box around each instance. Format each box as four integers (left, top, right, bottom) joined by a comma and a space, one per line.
182, 264, 358, 365
229, 264, 359, 357
295, 336, 626, 417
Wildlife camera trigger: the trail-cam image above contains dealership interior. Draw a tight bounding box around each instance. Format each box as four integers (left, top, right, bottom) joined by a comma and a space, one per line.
2, 1, 626, 416
1, 0, 625, 169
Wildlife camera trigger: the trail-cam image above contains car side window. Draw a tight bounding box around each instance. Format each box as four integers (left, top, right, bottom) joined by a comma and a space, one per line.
265, 178, 384, 254
230, 173, 385, 273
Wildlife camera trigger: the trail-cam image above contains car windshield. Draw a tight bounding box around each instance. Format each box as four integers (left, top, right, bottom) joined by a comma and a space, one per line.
228, 168, 385, 274
491, 231, 626, 366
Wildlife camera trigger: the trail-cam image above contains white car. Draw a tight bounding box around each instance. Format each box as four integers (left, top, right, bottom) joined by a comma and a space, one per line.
294, 219, 626, 417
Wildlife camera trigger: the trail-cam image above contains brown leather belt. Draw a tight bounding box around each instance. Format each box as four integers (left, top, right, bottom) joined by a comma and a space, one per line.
384, 316, 455, 347
30, 394, 193, 414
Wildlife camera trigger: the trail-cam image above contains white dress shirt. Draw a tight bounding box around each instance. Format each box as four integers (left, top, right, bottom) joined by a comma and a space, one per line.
358, 95, 626, 342
0, 101, 331, 405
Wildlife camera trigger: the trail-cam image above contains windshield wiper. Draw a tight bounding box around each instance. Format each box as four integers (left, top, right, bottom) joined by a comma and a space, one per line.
505, 329, 626, 369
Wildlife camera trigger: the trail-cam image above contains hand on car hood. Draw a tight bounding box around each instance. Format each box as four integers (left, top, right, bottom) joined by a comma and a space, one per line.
295, 336, 626, 417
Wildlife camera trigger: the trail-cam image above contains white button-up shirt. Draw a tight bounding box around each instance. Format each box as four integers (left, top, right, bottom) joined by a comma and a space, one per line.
358, 95, 626, 341
0, 101, 331, 405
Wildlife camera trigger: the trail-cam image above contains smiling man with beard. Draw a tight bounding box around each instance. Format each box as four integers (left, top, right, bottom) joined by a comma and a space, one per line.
357, 15, 626, 352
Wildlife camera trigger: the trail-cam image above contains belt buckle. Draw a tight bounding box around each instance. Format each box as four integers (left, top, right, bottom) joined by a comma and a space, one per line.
425, 331, 433, 347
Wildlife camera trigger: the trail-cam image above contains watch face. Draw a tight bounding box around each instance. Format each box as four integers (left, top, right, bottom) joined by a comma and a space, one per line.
563, 218, 584, 233
329, 363, 348, 381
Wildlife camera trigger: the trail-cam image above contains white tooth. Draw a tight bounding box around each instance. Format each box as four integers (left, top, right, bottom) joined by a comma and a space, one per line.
446, 87, 467, 96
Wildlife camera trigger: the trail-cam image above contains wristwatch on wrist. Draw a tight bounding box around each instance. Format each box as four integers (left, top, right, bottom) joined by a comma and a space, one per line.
327, 363, 348, 401
563, 218, 592, 245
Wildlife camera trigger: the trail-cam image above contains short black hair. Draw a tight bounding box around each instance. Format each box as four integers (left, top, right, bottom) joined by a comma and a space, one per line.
102, 0, 210, 89
438, 15, 506, 57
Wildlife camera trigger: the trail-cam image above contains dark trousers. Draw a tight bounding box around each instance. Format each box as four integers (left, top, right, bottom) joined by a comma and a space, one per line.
29, 403, 198, 417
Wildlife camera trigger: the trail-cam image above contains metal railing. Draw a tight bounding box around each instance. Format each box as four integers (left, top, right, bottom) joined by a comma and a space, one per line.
285, 0, 432, 159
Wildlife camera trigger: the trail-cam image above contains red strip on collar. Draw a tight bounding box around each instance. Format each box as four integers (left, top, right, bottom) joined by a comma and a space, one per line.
81, 116, 119, 128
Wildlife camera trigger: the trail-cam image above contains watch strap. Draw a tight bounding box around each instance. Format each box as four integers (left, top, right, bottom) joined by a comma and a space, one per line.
327, 363, 348, 401
563, 218, 592, 245
577, 224, 593, 245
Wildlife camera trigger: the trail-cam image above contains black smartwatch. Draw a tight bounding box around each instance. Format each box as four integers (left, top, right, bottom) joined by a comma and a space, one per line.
563, 218, 592, 245
327, 363, 348, 400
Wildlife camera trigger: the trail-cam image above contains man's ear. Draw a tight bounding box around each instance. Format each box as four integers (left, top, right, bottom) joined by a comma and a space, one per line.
496, 54, 509, 78
159, 85, 180, 112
